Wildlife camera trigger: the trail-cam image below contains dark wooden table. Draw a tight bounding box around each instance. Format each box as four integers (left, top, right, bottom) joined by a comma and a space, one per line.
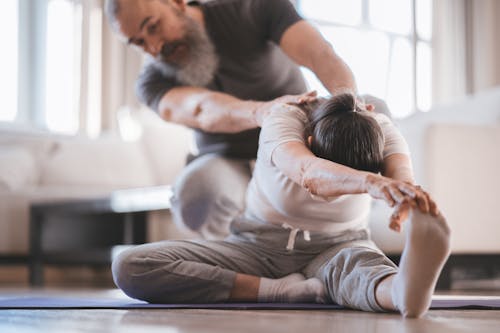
29, 186, 172, 286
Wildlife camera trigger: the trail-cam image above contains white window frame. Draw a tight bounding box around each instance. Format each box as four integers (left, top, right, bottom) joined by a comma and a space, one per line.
294, 0, 432, 116
15, 0, 48, 128
6, 0, 87, 135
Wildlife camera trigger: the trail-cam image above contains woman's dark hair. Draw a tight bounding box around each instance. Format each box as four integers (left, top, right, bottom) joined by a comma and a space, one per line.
306, 93, 384, 173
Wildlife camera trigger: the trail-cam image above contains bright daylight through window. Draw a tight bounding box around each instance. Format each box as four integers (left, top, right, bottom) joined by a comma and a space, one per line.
1, 0, 432, 133
45, 0, 82, 135
0, 0, 19, 122
0, 0, 82, 134
297, 0, 432, 118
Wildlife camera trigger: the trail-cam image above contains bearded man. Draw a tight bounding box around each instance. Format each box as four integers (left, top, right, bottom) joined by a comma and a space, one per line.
105, 0, 358, 239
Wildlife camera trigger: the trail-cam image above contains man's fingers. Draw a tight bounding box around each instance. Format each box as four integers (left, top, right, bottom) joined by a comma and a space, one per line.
298, 91, 318, 104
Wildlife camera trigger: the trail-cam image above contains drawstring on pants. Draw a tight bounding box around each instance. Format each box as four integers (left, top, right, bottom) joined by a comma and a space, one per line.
281, 223, 311, 250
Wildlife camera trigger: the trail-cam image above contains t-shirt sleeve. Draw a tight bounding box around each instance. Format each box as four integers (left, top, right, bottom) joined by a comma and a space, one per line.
374, 114, 411, 158
135, 61, 178, 112
253, 0, 303, 44
259, 104, 309, 165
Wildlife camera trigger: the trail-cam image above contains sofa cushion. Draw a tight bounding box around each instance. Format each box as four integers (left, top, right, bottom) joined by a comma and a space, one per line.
136, 110, 191, 185
0, 147, 38, 191
40, 138, 156, 188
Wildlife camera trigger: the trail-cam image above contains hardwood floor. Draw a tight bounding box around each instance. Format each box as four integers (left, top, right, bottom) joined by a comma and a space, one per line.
2, 308, 500, 333
0, 289, 499, 333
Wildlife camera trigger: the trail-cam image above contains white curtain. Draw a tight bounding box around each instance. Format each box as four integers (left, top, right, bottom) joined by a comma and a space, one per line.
79, 0, 143, 136
433, 0, 500, 105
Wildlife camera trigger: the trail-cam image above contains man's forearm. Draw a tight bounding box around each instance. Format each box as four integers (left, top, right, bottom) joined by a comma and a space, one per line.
194, 93, 264, 133
310, 46, 357, 96
158, 87, 264, 133
279, 21, 357, 96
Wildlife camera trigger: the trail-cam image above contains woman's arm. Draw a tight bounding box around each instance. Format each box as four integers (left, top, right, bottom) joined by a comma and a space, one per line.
271, 141, 417, 207
382, 153, 415, 184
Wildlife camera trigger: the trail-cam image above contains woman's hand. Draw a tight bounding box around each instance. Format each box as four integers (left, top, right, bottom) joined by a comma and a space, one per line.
389, 186, 440, 232
364, 173, 417, 207
365, 175, 440, 232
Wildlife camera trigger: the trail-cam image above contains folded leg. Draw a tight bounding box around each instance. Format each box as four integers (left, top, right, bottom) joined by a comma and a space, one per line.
303, 238, 397, 312
112, 239, 277, 303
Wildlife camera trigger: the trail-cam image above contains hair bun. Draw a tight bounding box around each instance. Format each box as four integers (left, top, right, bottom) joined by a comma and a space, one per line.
337, 93, 357, 112
318, 93, 357, 118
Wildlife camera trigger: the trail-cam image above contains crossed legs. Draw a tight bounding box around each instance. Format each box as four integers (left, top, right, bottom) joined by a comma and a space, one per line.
113, 209, 450, 317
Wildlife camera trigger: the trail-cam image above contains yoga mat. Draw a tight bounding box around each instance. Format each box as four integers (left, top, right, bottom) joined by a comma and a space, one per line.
1, 293, 499, 310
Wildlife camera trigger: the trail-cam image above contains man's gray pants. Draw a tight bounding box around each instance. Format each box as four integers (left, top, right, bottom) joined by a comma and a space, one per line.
170, 154, 252, 239
113, 217, 398, 312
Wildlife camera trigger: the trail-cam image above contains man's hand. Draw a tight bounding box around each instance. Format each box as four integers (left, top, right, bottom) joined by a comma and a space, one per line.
254, 91, 317, 124
389, 185, 440, 232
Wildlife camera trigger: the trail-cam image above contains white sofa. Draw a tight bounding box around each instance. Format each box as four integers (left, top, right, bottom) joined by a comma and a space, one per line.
0, 111, 192, 255
369, 86, 500, 254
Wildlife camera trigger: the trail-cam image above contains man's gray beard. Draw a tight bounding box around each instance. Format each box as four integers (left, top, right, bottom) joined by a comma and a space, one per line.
151, 17, 218, 87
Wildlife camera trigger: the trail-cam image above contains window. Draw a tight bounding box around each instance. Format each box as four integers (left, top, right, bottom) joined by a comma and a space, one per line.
296, 0, 433, 118
1, 0, 86, 135
0, 0, 19, 122
45, 0, 82, 134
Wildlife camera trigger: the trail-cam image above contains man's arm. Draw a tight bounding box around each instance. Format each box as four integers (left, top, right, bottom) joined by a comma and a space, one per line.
280, 20, 357, 95
157, 86, 262, 133
157, 87, 315, 133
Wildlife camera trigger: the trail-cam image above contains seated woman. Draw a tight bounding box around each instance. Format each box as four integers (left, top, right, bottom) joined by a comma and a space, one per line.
112, 93, 450, 318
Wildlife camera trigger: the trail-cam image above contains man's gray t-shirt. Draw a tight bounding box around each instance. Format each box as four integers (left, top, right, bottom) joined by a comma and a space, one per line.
136, 0, 307, 159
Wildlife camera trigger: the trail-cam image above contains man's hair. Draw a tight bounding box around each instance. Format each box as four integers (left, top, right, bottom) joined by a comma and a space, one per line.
105, 0, 171, 26
306, 93, 385, 173
104, 0, 121, 26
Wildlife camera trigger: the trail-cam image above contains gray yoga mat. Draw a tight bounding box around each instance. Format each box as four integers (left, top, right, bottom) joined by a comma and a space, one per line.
0, 294, 499, 310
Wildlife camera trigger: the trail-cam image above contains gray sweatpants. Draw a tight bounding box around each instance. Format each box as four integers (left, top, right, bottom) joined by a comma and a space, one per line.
170, 154, 252, 239
112, 217, 398, 312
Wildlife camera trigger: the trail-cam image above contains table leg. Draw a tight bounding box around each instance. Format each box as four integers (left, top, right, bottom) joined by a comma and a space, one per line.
29, 209, 44, 286
123, 212, 147, 244
123, 213, 134, 244
132, 212, 147, 244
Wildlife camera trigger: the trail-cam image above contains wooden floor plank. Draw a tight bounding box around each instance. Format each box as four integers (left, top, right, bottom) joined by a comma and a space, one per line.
0, 288, 499, 333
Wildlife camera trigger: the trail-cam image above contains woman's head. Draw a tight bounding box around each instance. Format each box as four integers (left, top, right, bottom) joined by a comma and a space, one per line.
307, 93, 384, 173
